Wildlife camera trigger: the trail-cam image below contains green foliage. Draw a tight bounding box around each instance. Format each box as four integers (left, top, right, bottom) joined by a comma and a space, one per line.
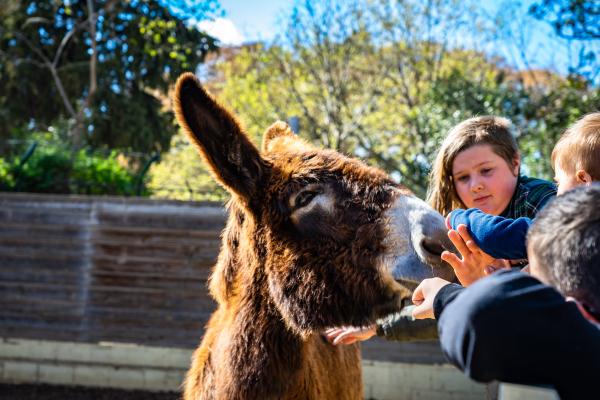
529, 0, 599, 39
0, 0, 220, 153
147, 130, 228, 202
14, 146, 72, 193
71, 151, 138, 195
518, 80, 600, 179
0, 158, 15, 190
208, 36, 509, 196
207, 0, 599, 198
529, 1, 599, 82
2, 0, 597, 201
0, 132, 140, 195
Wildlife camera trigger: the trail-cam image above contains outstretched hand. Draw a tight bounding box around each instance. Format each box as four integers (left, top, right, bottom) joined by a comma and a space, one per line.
441, 223, 509, 286
324, 325, 376, 345
411, 277, 452, 319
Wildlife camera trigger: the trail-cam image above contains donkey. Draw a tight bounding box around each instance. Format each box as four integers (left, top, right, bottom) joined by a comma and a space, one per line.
173, 73, 455, 400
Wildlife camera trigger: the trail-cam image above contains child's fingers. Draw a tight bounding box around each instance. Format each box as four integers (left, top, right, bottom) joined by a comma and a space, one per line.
447, 230, 470, 257
441, 250, 463, 271
339, 336, 358, 346
324, 328, 345, 341
333, 331, 355, 346
333, 326, 376, 345
456, 224, 475, 244
465, 240, 482, 254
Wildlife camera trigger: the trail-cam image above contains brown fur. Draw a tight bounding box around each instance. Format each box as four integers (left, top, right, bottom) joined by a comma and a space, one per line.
173, 73, 452, 400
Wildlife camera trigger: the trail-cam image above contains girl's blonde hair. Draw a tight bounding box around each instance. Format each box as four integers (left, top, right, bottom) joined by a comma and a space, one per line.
551, 112, 600, 181
427, 116, 520, 216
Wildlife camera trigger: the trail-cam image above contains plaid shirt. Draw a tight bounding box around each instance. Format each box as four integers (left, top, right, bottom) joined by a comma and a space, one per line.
500, 175, 557, 220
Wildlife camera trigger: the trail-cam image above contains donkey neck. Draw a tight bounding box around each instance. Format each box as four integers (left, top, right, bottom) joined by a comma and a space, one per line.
224, 276, 306, 399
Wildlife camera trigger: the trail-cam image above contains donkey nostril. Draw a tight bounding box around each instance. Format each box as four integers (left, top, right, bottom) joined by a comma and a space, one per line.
420, 237, 445, 257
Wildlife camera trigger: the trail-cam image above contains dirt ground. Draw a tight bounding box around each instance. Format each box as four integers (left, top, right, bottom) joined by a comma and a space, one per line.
0, 383, 180, 400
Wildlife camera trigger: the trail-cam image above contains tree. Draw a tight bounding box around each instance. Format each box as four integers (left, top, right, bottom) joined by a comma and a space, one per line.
146, 130, 227, 202
0, 0, 220, 153
206, 0, 509, 197
148, 0, 600, 201
529, 0, 600, 40
208, 0, 600, 198
528, 0, 599, 82
517, 79, 600, 178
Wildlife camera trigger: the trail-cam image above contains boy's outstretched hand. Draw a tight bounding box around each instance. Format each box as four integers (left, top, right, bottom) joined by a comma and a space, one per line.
441, 222, 509, 286
411, 277, 452, 319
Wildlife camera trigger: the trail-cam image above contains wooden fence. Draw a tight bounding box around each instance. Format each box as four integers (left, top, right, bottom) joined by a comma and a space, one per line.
0, 192, 445, 363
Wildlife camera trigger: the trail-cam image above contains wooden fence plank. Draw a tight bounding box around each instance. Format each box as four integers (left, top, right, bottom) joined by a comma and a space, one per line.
0, 192, 446, 364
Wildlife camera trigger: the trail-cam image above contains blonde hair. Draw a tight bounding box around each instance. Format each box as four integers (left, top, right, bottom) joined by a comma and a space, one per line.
427, 116, 520, 216
551, 112, 600, 181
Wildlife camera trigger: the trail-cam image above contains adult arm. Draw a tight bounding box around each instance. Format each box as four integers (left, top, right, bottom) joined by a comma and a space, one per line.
435, 270, 600, 397
449, 209, 532, 260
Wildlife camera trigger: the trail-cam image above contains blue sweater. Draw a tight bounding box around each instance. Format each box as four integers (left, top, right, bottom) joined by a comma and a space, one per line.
433, 270, 600, 399
449, 208, 532, 260
448, 176, 556, 260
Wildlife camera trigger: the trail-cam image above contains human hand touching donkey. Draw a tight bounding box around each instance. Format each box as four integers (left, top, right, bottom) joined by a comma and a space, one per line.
441, 215, 510, 287
326, 214, 511, 345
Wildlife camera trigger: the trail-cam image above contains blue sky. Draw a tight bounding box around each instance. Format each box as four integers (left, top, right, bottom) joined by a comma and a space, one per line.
194, 0, 588, 78
196, 0, 284, 44
205, 0, 539, 45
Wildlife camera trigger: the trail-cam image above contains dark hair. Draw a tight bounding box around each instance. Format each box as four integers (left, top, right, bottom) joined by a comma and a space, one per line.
527, 184, 600, 310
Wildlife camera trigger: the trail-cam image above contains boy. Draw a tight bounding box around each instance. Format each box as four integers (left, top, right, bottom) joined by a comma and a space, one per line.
411, 185, 600, 399
443, 112, 600, 285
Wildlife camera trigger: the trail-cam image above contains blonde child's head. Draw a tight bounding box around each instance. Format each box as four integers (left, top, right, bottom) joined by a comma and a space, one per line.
428, 116, 520, 216
551, 112, 600, 195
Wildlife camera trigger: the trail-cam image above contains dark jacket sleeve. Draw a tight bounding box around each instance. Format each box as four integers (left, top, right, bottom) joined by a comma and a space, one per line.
449, 209, 532, 260
434, 270, 600, 399
433, 283, 464, 319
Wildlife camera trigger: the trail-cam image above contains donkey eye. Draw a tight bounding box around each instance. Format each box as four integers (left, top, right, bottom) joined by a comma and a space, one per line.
295, 190, 320, 209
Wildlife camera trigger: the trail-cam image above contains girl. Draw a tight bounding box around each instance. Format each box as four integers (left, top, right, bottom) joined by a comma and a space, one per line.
431, 116, 556, 285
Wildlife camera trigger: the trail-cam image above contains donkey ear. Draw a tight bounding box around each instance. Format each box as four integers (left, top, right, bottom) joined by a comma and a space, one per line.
261, 121, 296, 153
173, 73, 268, 202
261, 121, 316, 155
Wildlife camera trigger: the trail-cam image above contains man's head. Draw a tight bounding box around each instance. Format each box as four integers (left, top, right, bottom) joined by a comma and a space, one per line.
527, 185, 600, 312
551, 112, 600, 195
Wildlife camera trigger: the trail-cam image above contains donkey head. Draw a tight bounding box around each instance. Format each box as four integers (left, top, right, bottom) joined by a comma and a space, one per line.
173, 73, 454, 337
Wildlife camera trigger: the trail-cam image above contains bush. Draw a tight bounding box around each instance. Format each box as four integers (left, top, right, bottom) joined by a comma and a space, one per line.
0, 158, 14, 191
14, 147, 72, 193
71, 151, 138, 195
0, 134, 142, 196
